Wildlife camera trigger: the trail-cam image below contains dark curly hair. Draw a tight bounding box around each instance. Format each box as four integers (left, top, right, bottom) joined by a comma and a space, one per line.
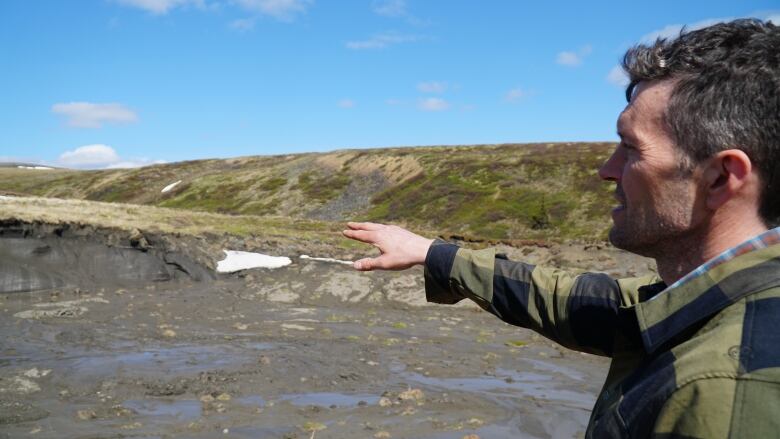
622, 18, 780, 226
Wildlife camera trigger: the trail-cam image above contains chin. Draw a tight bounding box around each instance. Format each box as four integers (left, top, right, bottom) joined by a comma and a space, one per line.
608, 226, 656, 258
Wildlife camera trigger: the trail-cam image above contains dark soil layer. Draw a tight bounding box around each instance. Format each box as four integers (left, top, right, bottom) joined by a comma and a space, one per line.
0, 220, 214, 294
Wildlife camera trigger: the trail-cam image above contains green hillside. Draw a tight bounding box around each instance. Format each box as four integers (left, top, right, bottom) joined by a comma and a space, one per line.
0, 142, 617, 241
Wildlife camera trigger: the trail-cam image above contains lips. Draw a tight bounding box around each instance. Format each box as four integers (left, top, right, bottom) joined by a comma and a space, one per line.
611, 187, 626, 217
614, 187, 627, 208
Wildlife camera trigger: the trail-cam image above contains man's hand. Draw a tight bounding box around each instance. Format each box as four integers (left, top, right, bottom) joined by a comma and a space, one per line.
342, 222, 434, 271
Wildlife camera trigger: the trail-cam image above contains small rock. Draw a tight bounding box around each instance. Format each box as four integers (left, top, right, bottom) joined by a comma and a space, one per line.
161, 329, 177, 338
217, 393, 231, 401
23, 368, 52, 378
462, 435, 481, 439
400, 406, 416, 416
129, 229, 150, 250
76, 410, 96, 420
378, 397, 392, 407
374, 432, 391, 438
233, 323, 248, 330
398, 388, 424, 401
302, 421, 327, 432
467, 418, 484, 427
200, 395, 215, 403
120, 422, 142, 429
282, 324, 314, 331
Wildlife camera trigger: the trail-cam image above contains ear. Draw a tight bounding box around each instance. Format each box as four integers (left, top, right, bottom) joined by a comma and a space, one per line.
703, 149, 753, 210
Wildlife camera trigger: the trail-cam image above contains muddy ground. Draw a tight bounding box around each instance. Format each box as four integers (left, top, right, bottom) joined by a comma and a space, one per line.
0, 224, 655, 439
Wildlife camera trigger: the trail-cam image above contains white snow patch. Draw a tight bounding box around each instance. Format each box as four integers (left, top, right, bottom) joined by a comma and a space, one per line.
216, 250, 292, 273
161, 180, 182, 193
16, 166, 53, 170
300, 255, 353, 265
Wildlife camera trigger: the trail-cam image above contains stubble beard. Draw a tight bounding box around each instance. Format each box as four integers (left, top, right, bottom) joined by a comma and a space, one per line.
608, 185, 697, 259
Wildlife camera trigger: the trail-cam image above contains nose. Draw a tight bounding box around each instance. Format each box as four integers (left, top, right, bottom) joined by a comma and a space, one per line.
598, 146, 623, 182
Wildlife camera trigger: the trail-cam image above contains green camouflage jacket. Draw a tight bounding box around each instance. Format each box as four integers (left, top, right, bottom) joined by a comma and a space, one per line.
424, 238, 780, 438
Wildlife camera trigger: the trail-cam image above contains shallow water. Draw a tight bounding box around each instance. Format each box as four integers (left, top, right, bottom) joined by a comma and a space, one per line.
278, 391, 380, 407
123, 399, 202, 420
403, 368, 594, 409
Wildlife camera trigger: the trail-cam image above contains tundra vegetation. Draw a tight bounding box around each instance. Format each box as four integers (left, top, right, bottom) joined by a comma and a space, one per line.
0, 142, 615, 242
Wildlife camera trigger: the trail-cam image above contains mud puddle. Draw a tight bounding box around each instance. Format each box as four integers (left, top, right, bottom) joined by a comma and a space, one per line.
0, 258, 621, 438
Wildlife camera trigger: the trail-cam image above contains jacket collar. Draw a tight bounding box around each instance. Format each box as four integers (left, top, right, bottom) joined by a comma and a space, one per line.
634, 243, 780, 354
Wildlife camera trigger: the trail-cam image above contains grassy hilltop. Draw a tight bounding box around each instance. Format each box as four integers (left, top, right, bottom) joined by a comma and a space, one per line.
0, 142, 617, 242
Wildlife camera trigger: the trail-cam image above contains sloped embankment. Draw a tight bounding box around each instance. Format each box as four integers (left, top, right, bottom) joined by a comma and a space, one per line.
0, 142, 617, 241
0, 220, 215, 294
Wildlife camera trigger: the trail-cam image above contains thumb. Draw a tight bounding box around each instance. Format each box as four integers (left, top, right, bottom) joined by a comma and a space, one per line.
353, 257, 380, 271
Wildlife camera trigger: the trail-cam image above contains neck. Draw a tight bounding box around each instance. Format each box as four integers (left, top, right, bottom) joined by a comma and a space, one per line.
654, 214, 768, 285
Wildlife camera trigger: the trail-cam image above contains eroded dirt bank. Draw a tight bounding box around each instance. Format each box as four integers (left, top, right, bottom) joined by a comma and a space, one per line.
0, 220, 215, 294
0, 222, 655, 439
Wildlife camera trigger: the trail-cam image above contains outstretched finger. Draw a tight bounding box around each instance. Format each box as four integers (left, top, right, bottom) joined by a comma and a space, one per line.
342, 229, 379, 244
346, 221, 385, 231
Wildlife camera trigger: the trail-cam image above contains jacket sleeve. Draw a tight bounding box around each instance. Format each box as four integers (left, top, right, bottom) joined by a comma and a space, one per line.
424, 240, 653, 356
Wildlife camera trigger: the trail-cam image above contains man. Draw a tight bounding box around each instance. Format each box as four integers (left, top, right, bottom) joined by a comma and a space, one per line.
343, 19, 779, 438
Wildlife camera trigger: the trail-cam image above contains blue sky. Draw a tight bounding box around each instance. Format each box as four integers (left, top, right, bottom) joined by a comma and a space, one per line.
1, 1, 777, 168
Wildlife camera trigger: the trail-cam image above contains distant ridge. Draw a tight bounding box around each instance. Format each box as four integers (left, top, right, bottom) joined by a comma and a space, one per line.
0, 162, 58, 169
0, 142, 617, 241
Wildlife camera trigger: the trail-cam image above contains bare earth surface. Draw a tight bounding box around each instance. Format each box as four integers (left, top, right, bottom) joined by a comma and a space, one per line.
0, 224, 655, 439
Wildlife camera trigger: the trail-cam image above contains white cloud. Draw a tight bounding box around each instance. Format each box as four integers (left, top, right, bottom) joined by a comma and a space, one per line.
556, 45, 592, 67
234, 0, 311, 21
52, 102, 138, 128
59, 145, 121, 167
338, 99, 355, 108
417, 81, 446, 94
556, 51, 581, 66
373, 0, 406, 17
346, 32, 418, 50
116, 0, 203, 15
418, 97, 449, 111
230, 17, 256, 31
504, 87, 528, 103
58, 144, 165, 169
607, 65, 630, 87
117, 0, 312, 21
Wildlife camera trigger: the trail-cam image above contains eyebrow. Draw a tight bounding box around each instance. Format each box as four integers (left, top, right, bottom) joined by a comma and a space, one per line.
616, 125, 637, 142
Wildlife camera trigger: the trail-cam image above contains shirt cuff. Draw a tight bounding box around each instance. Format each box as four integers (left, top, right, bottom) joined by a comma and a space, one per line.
423, 239, 462, 304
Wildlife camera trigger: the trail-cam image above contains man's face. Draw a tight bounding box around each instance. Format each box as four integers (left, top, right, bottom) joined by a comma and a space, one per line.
598, 80, 704, 257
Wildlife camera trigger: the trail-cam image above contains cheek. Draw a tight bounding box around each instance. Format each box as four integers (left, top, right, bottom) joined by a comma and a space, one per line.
621, 164, 652, 202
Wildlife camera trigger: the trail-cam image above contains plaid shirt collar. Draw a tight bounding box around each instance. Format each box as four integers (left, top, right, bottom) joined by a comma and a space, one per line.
634, 227, 780, 353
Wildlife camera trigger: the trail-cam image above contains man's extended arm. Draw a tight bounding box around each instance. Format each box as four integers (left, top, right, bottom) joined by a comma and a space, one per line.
343, 222, 651, 357
424, 239, 658, 356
